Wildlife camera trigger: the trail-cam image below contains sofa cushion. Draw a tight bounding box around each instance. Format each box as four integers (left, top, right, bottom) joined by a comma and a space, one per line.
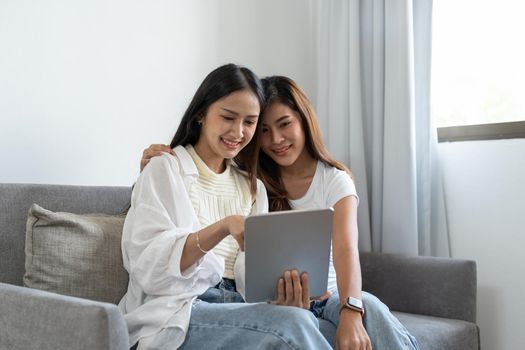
23, 203, 128, 304
393, 311, 480, 350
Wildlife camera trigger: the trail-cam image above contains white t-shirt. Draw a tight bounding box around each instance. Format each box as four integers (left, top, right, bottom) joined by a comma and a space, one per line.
289, 161, 358, 292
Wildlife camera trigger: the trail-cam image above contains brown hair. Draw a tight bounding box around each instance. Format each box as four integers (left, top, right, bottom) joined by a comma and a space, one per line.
256, 76, 352, 211
170, 63, 265, 195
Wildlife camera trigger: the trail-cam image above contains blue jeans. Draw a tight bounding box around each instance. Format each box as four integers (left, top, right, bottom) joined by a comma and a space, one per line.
137, 280, 419, 349
138, 279, 332, 350
311, 291, 420, 349
180, 278, 332, 349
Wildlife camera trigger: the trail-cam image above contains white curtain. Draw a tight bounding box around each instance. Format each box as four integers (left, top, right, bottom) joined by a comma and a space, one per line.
316, 0, 450, 256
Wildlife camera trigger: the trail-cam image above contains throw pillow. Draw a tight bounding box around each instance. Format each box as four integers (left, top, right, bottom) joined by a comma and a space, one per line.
24, 203, 128, 304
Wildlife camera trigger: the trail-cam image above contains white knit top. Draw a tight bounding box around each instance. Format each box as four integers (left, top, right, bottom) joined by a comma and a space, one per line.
186, 145, 253, 279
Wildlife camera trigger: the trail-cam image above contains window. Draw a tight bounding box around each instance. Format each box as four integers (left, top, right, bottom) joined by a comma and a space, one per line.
432, 0, 525, 141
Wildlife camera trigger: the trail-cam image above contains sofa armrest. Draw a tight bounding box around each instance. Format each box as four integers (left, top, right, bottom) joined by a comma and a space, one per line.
0, 283, 129, 350
360, 252, 477, 323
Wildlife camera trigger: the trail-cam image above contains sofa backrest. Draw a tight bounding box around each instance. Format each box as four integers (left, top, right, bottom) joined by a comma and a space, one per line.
360, 252, 478, 323
0, 183, 132, 286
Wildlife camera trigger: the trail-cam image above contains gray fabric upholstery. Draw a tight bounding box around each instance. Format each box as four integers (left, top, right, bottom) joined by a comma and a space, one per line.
0, 183, 132, 286
318, 312, 480, 350
393, 311, 480, 350
360, 252, 477, 323
0, 182, 479, 349
24, 204, 128, 304
0, 282, 129, 350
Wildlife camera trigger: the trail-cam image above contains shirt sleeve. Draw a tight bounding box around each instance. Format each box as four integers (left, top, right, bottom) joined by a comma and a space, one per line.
122, 154, 222, 296
325, 168, 359, 208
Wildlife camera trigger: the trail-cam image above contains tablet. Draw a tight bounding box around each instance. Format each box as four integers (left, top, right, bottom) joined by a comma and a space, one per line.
244, 208, 333, 302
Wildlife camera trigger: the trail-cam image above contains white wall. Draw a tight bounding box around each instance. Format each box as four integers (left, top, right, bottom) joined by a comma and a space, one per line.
0, 0, 226, 186
439, 139, 525, 349
0, 0, 316, 187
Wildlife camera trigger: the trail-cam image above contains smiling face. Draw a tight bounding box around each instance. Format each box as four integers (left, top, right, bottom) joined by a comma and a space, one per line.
195, 89, 260, 172
260, 101, 308, 168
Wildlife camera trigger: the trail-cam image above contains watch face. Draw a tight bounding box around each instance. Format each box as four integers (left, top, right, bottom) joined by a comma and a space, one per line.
340, 296, 365, 316
347, 297, 363, 309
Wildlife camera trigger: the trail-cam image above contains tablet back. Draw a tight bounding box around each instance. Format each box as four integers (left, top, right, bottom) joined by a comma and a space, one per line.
244, 208, 333, 302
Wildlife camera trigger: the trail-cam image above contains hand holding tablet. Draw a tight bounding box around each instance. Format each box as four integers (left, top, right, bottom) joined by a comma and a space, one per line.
242, 208, 333, 303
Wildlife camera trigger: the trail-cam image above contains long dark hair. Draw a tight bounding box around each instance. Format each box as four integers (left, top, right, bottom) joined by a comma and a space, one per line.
170, 63, 265, 194
257, 76, 352, 211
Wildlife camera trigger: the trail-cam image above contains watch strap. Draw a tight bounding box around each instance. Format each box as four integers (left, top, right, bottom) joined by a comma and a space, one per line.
339, 296, 365, 316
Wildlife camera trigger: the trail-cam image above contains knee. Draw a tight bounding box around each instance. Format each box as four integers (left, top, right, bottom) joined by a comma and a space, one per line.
252, 305, 332, 349
362, 291, 393, 320
362, 291, 381, 304
274, 305, 318, 325
264, 305, 319, 333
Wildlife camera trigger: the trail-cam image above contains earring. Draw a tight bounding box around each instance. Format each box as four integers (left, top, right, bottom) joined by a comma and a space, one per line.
197, 120, 203, 126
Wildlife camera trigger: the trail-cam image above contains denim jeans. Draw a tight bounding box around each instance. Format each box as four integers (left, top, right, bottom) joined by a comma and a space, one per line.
138, 279, 332, 350
195, 278, 245, 304
311, 291, 420, 349
137, 280, 419, 350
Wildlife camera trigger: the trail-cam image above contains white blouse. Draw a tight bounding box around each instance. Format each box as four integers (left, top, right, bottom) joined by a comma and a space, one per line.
118, 145, 268, 348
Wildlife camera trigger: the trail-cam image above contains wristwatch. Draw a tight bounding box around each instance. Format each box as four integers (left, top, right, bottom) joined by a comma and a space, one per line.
339, 296, 365, 316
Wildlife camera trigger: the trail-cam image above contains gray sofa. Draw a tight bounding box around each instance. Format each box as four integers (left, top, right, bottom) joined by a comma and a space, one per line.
0, 183, 480, 350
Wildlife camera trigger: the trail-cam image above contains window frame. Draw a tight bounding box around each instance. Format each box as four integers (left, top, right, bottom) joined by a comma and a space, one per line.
437, 121, 525, 142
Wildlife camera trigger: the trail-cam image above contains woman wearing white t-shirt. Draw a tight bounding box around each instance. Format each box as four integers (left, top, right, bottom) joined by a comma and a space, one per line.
255, 76, 420, 350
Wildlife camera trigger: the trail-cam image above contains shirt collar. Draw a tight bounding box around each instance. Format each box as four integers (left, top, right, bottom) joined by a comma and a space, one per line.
173, 145, 198, 178
174, 144, 240, 173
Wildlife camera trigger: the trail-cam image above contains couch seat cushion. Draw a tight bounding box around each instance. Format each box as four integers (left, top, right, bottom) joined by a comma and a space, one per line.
393, 311, 480, 350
